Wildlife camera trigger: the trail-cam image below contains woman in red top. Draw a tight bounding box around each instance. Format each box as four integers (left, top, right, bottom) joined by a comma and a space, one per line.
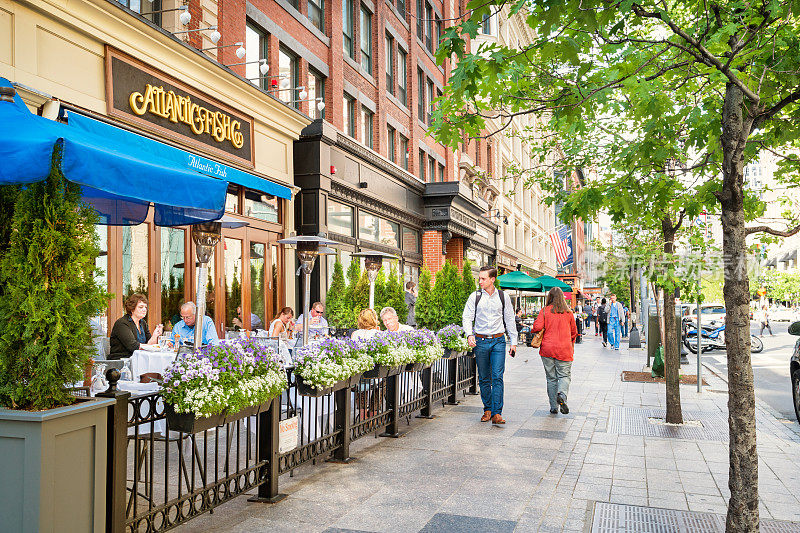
531, 287, 578, 414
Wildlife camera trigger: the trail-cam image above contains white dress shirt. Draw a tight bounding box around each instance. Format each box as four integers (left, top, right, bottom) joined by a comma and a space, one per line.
462, 288, 518, 346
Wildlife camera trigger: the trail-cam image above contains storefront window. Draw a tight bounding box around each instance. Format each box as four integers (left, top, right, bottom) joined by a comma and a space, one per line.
198, 254, 216, 320
161, 227, 185, 329
244, 189, 279, 222
224, 238, 243, 331
122, 224, 149, 300
92, 225, 109, 343
402, 227, 419, 252
271, 244, 279, 318
327, 249, 352, 291
358, 212, 400, 248
226, 184, 240, 213
403, 263, 419, 286
250, 243, 266, 331
328, 200, 354, 236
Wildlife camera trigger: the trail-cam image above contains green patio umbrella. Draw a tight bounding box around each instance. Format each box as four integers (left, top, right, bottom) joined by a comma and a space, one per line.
534, 275, 571, 292
497, 270, 543, 290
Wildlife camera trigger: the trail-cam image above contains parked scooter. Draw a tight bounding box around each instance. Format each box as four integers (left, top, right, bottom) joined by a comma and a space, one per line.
683, 321, 763, 354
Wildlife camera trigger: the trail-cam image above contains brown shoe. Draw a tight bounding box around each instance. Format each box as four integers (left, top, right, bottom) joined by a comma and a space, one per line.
481, 410, 492, 422
491, 414, 506, 424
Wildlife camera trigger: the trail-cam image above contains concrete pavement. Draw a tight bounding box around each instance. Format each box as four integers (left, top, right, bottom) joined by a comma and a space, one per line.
176, 333, 800, 532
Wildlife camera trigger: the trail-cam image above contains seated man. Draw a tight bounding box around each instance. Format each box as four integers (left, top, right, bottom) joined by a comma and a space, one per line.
294, 301, 329, 339
232, 306, 263, 331
170, 301, 219, 347
380, 306, 413, 333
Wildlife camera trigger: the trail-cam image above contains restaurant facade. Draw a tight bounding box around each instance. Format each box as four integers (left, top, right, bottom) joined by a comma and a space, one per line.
1, 0, 310, 339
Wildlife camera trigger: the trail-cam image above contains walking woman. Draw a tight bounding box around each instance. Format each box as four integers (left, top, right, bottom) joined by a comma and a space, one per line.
597, 298, 609, 347
531, 287, 578, 414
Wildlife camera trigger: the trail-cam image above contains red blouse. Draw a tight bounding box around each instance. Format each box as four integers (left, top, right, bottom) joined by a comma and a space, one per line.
531, 305, 578, 361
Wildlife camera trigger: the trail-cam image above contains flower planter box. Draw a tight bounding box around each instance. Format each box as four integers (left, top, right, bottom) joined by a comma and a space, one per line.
405, 362, 430, 372
165, 400, 272, 433
295, 372, 363, 397
443, 348, 467, 359
0, 397, 114, 533
362, 364, 404, 379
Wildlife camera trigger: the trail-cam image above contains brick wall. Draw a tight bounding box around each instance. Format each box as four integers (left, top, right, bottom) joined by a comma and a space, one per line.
422, 230, 443, 274
445, 237, 464, 270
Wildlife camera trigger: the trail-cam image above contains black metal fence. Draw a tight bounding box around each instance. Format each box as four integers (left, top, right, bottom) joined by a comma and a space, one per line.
101, 355, 478, 532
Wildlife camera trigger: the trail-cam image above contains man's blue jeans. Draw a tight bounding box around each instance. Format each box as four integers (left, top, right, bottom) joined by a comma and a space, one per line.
473, 336, 506, 416
608, 319, 622, 349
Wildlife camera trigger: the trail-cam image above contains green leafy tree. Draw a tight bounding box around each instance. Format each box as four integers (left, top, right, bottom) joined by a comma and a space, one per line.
461, 261, 476, 305
352, 272, 371, 315
415, 266, 435, 328
437, 261, 465, 328
0, 162, 110, 410
373, 268, 387, 310
326, 257, 352, 330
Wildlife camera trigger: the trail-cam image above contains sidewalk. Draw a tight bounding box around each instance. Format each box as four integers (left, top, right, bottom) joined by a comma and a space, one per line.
177, 334, 800, 532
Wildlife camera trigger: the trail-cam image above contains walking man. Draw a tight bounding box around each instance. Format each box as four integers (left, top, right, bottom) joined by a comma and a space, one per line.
607, 294, 625, 350
582, 301, 593, 329
463, 266, 517, 425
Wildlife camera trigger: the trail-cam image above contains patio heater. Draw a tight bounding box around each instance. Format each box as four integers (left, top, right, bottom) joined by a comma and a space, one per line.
190, 215, 248, 349
277, 235, 339, 347
352, 250, 399, 310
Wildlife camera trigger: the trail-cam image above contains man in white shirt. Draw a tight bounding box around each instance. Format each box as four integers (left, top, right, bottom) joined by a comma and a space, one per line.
380, 306, 413, 332
462, 266, 518, 425
294, 301, 330, 340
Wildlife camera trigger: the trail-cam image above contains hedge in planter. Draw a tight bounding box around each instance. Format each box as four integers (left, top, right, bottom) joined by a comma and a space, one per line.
0, 167, 109, 411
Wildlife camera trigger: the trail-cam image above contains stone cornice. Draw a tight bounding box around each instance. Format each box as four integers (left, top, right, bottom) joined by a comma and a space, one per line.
330, 182, 425, 227
335, 134, 426, 193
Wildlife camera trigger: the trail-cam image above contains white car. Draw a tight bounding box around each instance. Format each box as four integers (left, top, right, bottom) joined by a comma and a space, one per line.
770, 307, 799, 322
683, 304, 726, 326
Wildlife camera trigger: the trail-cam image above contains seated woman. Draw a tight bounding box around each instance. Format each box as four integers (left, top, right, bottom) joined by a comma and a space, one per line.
269, 307, 295, 339
108, 293, 163, 360
351, 308, 381, 341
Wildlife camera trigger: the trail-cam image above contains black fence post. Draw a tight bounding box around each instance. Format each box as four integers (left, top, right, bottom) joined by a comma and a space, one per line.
446, 358, 460, 405
248, 396, 286, 503
379, 374, 401, 438
467, 355, 479, 395
416, 367, 435, 419
329, 386, 354, 462
97, 368, 130, 533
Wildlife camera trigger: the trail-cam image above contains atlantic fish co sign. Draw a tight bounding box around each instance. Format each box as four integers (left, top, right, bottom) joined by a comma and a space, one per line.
105, 47, 254, 167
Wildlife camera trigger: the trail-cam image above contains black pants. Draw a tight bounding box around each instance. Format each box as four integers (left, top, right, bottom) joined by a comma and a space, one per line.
760, 320, 773, 335
599, 321, 608, 343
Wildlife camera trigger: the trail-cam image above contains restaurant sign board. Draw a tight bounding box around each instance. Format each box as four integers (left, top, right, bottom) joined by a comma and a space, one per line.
105, 47, 254, 167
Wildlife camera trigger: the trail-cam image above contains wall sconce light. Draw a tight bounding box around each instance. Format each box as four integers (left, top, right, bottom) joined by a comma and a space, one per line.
202, 41, 246, 59
173, 25, 220, 45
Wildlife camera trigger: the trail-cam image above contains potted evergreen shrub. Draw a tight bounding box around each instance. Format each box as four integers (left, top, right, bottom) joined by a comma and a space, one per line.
0, 169, 113, 532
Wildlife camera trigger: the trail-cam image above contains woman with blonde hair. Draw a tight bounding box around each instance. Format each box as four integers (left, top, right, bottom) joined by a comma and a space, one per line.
351, 308, 380, 341
530, 287, 578, 414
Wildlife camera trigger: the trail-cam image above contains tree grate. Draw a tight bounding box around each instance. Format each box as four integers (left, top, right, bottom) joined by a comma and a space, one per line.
591, 502, 800, 532
607, 406, 729, 441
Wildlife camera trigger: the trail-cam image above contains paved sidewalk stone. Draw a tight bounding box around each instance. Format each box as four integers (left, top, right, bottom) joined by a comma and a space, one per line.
176, 335, 800, 532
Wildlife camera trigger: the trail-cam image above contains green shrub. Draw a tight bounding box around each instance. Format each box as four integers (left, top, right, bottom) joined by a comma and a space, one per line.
384, 265, 407, 322
0, 160, 109, 410
415, 266, 435, 328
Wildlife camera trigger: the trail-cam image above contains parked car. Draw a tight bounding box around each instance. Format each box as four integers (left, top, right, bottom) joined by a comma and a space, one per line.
789, 321, 800, 424
770, 307, 799, 322
683, 304, 726, 326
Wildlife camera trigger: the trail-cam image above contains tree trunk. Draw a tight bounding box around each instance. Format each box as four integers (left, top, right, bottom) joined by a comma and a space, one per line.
662, 220, 682, 424
719, 82, 759, 532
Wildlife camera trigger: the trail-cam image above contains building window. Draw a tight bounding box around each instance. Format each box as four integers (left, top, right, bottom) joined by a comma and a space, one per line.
359, 212, 400, 248
360, 6, 373, 74
397, 0, 406, 17
387, 125, 396, 163
361, 106, 374, 149
244, 189, 279, 223
416, 0, 424, 40
435, 16, 442, 46
402, 227, 420, 252
419, 149, 426, 181
245, 23, 268, 89
482, 13, 492, 35
425, 3, 433, 52
397, 48, 407, 106
428, 156, 435, 183
327, 200, 354, 236
385, 34, 394, 95
308, 69, 326, 119
438, 163, 445, 182
308, 0, 324, 32
399, 134, 409, 170
343, 0, 355, 58
116, 0, 162, 25
225, 184, 240, 213
426, 79, 434, 124
279, 47, 299, 108
286, 0, 299, 8
160, 227, 185, 328
343, 93, 356, 137
417, 69, 425, 122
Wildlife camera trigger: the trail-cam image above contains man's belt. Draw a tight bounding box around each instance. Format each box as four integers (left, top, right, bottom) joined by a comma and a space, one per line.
474, 332, 505, 339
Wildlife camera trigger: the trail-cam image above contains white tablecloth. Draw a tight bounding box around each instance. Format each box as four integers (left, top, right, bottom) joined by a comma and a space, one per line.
130, 349, 177, 381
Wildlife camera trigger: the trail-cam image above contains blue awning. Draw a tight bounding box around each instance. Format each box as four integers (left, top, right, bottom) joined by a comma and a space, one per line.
66, 112, 292, 201
0, 77, 227, 226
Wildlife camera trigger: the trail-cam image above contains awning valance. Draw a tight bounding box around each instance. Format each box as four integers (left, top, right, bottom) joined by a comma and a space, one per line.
66, 112, 292, 201
0, 78, 227, 226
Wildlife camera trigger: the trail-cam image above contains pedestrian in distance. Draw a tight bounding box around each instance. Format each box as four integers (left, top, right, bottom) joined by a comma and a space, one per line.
597, 298, 609, 346
582, 301, 593, 329
530, 287, 578, 414
622, 303, 630, 338
462, 265, 518, 425
405, 281, 417, 326
607, 294, 625, 350
758, 305, 774, 337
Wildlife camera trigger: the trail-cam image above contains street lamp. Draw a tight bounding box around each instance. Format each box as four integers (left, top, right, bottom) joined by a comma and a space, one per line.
191, 215, 248, 349
277, 235, 339, 346
352, 250, 399, 310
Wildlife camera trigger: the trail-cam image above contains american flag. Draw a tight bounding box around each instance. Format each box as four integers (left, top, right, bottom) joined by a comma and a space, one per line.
550, 225, 573, 266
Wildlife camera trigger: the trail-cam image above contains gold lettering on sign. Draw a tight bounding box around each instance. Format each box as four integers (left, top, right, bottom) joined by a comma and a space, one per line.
127, 84, 244, 149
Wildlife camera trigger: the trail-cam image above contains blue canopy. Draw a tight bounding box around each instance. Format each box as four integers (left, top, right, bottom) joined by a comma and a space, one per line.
66, 112, 292, 201
0, 77, 227, 226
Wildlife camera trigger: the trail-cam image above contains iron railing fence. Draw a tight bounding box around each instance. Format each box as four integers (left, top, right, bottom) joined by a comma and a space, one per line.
102, 355, 479, 533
